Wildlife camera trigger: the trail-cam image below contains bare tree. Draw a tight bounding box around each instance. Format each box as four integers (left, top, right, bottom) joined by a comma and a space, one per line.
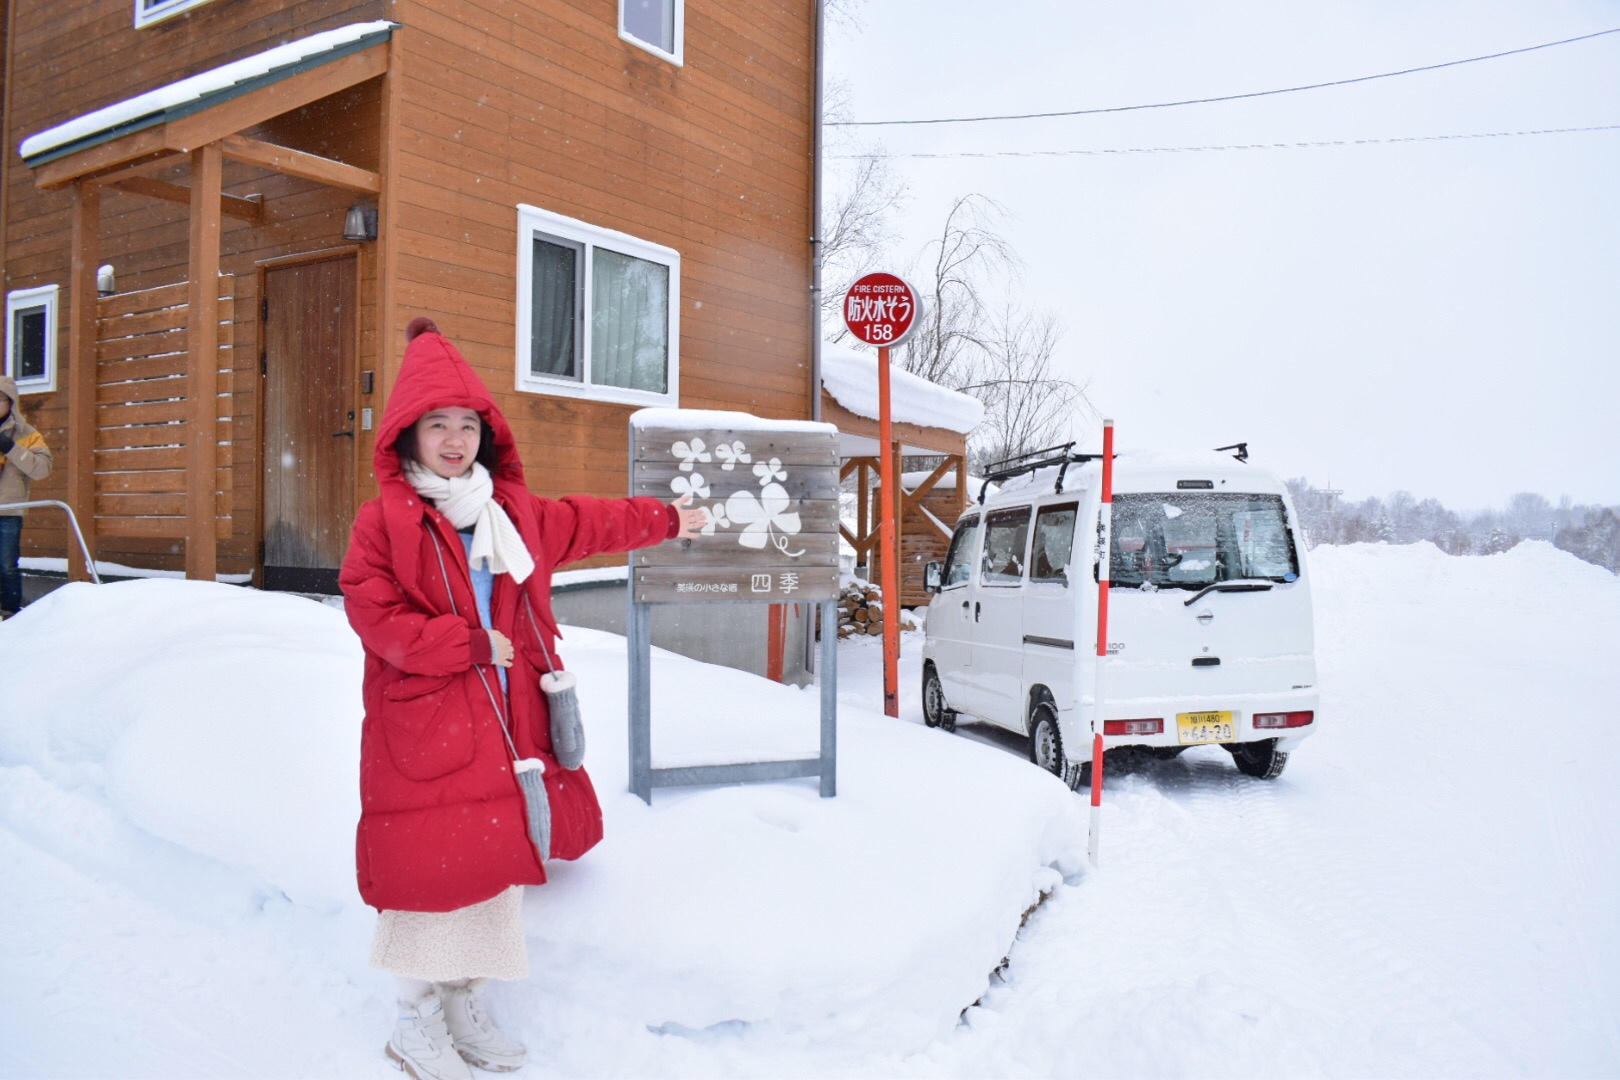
819, 77, 908, 335
960, 306, 1091, 468
897, 194, 1019, 386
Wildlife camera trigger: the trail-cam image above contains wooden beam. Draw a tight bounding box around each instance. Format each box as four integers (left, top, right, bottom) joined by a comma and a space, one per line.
32, 42, 389, 191
185, 144, 221, 583
84, 153, 189, 188
67, 183, 101, 581
165, 44, 389, 152
220, 133, 380, 194
35, 129, 170, 191
106, 175, 264, 222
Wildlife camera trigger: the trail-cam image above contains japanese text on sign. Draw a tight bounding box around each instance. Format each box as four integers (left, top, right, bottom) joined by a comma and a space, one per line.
843, 272, 921, 346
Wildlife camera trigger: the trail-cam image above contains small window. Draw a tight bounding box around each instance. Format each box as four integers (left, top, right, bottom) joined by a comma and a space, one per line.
941, 516, 980, 589
516, 205, 680, 407
620, 0, 683, 64
1030, 503, 1077, 585
134, 0, 214, 28
5, 286, 59, 394
980, 507, 1032, 586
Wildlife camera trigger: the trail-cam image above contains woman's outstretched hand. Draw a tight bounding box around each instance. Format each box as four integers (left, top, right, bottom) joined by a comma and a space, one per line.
671, 493, 708, 539
488, 630, 514, 668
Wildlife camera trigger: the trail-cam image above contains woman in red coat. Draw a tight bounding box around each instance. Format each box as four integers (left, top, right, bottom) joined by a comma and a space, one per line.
340, 318, 703, 1079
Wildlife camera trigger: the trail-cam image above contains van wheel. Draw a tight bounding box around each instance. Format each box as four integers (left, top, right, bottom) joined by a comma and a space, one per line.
1229, 738, 1289, 779
922, 664, 953, 730
1029, 705, 1089, 791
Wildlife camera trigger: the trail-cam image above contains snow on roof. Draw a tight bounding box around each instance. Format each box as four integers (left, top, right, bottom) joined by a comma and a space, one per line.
631, 408, 836, 434
820, 342, 983, 435
18, 21, 398, 163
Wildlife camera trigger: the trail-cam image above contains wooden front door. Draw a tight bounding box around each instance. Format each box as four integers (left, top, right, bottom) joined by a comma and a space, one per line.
262, 256, 356, 592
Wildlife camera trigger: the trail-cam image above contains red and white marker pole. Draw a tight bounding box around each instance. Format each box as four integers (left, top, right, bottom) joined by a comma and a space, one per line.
1088, 419, 1114, 868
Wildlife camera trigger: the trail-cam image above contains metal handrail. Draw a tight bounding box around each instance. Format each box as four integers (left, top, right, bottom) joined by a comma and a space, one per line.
0, 500, 102, 584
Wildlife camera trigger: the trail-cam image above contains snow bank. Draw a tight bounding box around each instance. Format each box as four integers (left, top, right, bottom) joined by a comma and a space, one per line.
821, 343, 984, 435
0, 578, 1084, 1074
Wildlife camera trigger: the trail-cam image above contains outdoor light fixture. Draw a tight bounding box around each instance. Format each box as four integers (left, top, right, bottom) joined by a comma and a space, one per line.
96, 264, 116, 296
342, 198, 378, 242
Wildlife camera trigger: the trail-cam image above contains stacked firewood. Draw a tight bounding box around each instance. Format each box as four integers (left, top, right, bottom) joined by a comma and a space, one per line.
834, 581, 917, 638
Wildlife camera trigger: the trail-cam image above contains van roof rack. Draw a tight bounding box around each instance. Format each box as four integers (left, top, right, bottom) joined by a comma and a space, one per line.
1214, 442, 1249, 463
978, 442, 1100, 504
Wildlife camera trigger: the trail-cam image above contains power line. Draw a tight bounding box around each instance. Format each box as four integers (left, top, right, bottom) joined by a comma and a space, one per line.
830, 123, 1620, 160
828, 26, 1620, 128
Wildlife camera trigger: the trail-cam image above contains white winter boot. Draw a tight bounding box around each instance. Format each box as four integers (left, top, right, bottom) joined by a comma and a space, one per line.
440, 978, 528, 1072
386, 993, 474, 1080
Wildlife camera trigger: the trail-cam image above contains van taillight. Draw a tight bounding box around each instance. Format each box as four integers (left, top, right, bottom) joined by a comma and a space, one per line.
1104, 719, 1163, 736
1253, 711, 1313, 729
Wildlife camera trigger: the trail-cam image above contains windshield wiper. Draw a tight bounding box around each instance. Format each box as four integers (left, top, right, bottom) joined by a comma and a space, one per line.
1182, 579, 1275, 607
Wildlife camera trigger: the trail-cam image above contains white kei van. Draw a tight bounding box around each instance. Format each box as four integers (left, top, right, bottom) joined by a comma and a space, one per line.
920, 446, 1318, 785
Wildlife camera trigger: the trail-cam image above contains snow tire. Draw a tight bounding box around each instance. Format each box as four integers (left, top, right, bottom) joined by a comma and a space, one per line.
1029, 704, 1088, 791
1229, 738, 1289, 779
922, 664, 953, 730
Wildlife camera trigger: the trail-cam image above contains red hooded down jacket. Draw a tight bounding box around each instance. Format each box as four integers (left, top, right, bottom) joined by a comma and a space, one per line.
340, 319, 676, 913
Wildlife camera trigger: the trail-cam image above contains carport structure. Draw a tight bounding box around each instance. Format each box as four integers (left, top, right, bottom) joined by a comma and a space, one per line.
819, 343, 982, 606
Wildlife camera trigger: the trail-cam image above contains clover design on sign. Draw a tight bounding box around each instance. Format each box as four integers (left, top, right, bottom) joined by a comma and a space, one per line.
714, 440, 751, 471
671, 438, 712, 472
752, 457, 787, 487
669, 472, 710, 500
726, 481, 805, 558
700, 501, 730, 536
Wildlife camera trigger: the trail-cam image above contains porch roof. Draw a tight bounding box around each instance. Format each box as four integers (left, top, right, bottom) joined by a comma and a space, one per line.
820, 342, 982, 459
19, 20, 398, 166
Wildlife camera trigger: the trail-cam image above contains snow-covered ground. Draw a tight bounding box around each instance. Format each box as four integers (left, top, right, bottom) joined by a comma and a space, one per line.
2, 542, 1616, 1078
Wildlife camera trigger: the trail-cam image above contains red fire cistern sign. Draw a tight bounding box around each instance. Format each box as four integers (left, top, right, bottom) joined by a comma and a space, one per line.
843, 272, 920, 347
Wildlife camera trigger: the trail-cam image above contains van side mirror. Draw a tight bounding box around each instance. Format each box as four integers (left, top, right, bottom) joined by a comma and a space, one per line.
924, 561, 943, 592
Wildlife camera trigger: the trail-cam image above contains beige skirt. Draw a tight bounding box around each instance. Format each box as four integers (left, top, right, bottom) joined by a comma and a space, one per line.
370, 886, 529, 982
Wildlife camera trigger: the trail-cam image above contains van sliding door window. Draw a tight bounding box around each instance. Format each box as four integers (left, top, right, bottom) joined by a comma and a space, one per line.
942, 516, 980, 589
1030, 503, 1077, 585
1109, 494, 1299, 589
980, 507, 1032, 586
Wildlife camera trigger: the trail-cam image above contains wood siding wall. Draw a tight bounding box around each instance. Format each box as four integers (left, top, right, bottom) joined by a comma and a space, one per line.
3, 0, 385, 571
385, 0, 815, 568
5, 0, 815, 577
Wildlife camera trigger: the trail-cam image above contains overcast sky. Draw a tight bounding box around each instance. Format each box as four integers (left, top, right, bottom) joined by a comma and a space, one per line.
824, 0, 1620, 510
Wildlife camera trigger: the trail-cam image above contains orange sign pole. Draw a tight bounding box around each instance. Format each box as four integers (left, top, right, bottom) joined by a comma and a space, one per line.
877, 344, 900, 717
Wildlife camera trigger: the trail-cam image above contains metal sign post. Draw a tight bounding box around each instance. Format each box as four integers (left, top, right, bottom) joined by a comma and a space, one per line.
627, 411, 841, 803
843, 272, 922, 719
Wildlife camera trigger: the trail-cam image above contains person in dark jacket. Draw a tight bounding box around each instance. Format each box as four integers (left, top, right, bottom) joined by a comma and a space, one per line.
0, 376, 55, 619
340, 318, 703, 1078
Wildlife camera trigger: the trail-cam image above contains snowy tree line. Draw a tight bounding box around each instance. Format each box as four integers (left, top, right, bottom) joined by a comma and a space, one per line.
1284, 481, 1620, 573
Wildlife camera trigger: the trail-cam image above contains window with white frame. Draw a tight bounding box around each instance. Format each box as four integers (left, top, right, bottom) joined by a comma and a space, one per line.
620, 0, 683, 64
5, 286, 59, 394
516, 205, 680, 407
134, 0, 215, 28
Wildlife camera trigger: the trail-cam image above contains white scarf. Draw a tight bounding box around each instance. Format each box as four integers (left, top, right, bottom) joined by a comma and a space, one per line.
403, 460, 535, 584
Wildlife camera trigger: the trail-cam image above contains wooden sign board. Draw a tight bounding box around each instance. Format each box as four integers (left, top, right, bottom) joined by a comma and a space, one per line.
630, 413, 841, 603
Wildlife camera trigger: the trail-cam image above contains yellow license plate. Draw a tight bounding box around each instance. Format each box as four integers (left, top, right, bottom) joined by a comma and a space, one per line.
1177, 711, 1235, 745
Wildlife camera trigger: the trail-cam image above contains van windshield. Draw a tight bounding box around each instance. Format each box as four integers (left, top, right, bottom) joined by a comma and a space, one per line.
1110, 493, 1298, 589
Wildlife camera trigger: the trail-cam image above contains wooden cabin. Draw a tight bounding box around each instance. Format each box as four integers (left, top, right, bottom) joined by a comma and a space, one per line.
2, 1, 817, 591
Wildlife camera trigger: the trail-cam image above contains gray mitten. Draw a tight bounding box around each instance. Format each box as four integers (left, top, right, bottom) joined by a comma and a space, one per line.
513, 758, 551, 861
542, 670, 586, 770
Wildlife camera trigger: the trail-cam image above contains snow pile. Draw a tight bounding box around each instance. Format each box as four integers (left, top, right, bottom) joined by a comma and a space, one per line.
4, 543, 1617, 1076
821, 343, 984, 435
0, 579, 1083, 1076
